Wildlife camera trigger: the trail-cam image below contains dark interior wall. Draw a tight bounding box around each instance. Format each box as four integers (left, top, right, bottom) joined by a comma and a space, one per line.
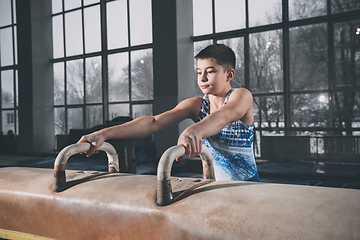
152, 0, 195, 158
16, 0, 54, 154
176, 0, 195, 135
152, 0, 180, 157
16, 0, 33, 154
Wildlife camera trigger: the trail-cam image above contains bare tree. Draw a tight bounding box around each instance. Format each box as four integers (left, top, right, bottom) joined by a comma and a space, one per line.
54, 51, 154, 133
66, 59, 84, 104
250, 30, 284, 130
253, 0, 360, 134
332, 18, 360, 135
123, 52, 153, 101
1, 90, 12, 104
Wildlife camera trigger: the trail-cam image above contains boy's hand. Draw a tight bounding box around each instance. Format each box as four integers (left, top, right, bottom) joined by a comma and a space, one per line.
176, 129, 202, 161
77, 130, 106, 157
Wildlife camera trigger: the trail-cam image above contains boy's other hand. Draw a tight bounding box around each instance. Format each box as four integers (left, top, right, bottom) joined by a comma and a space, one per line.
176, 129, 202, 161
77, 131, 105, 157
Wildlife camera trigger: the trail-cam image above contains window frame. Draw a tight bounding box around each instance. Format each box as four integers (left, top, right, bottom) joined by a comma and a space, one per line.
0, 0, 18, 135
51, 0, 154, 134
191, 0, 360, 136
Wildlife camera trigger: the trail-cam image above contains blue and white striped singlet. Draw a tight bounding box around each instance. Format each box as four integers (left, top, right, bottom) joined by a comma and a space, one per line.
198, 89, 257, 181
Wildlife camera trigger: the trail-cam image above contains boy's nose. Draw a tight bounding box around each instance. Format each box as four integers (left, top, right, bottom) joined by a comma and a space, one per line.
200, 73, 208, 81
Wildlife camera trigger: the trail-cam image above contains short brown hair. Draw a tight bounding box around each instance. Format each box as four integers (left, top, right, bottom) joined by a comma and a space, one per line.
195, 44, 236, 71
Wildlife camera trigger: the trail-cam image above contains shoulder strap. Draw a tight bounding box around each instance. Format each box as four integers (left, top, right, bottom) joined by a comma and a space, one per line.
224, 88, 236, 104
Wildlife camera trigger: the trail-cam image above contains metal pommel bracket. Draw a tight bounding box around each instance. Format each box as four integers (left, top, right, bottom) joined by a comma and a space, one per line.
156, 144, 215, 206
53, 142, 119, 192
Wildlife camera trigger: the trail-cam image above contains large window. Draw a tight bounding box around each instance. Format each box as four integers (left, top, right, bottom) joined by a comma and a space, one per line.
0, 0, 17, 136
52, 0, 153, 135
193, 0, 360, 159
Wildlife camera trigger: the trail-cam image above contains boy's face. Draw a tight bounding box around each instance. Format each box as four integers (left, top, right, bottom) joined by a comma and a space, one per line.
196, 58, 233, 95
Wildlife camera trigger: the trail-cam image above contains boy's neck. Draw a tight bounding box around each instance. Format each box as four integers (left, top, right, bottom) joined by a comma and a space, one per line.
208, 87, 232, 110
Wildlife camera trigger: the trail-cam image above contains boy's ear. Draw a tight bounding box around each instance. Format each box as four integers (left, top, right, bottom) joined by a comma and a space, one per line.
226, 69, 235, 81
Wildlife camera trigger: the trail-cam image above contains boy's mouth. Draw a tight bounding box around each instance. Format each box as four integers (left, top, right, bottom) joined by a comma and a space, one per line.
200, 85, 209, 89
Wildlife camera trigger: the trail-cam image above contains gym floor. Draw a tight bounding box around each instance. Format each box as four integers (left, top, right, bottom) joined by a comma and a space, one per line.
1, 154, 359, 190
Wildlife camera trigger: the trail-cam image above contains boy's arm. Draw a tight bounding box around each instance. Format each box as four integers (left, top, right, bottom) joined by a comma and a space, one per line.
177, 88, 254, 158
77, 97, 202, 156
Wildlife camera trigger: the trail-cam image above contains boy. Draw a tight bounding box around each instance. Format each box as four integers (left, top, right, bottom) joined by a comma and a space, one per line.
78, 44, 260, 182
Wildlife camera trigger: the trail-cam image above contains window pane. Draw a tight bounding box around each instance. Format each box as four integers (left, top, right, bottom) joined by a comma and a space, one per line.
85, 56, 102, 103
86, 105, 103, 128
84, 5, 101, 53
52, 0, 62, 14
65, 10, 83, 56
129, 0, 152, 45
15, 70, 18, 107
2, 110, 15, 134
109, 104, 130, 120
107, 0, 128, 49
215, 0, 245, 32
52, 15, 64, 58
12, 0, 16, 24
249, 0, 282, 27
55, 107, 66, 134
334, 20, 360, 86
54, 62, 65, 105
131, 49, 153, 101
289, 0, 327, 21
218, 38, 245, 88
291, 93, 329, 127
15, 109, 18, 133
108, 52, 129, 102
66, 59, 84, 104
253, 96, 284, 128
1, 70, 14, 108
331, 0, 360, 13
193, 0, 212, 36
84, 0, 99, 5
332, 91, 360, 129
13, 26, 17, 64
290, 23, 328, 91
68, 108, 83, 132
249, 30, 283, 93
0, 0, 11, 27
132, 104, 152, 119
0, 27, 13, 66
64, 0, 81, 11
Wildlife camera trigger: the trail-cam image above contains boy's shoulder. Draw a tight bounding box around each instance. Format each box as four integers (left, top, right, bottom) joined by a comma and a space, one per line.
174, 97, 203, 122
232, 87, 251, 94
178, 96, 203, 110
230, 88, 253, 100
179, 96, 203, 106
